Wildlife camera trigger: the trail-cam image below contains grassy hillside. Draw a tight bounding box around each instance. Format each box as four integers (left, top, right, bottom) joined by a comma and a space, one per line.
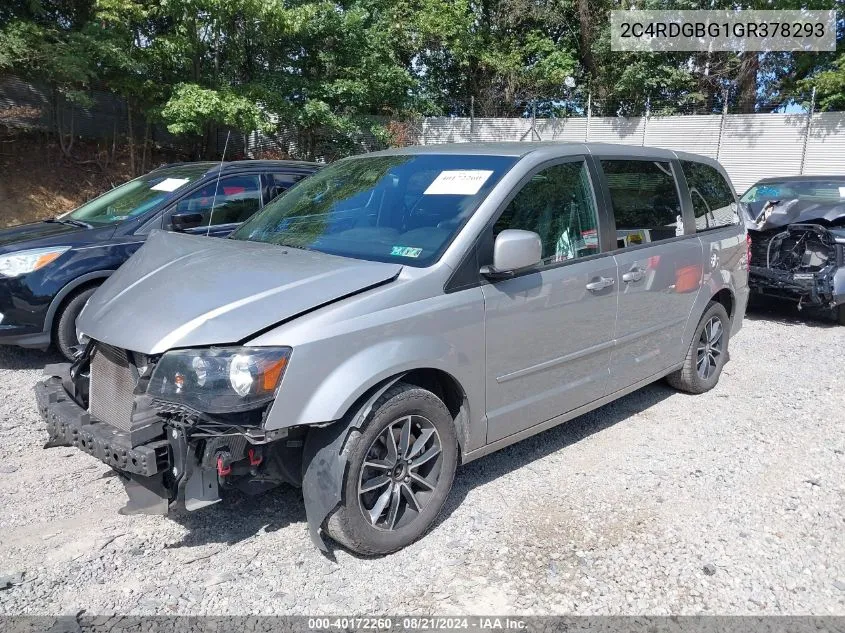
0, 126, 186, 227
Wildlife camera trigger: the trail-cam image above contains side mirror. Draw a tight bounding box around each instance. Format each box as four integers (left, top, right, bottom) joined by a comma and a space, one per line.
481, 229, 543, 279
171, 212, 204, 232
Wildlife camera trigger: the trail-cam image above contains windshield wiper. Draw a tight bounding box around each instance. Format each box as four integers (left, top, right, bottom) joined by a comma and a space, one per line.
45, 218, 92, 229
272, 242, 314, 251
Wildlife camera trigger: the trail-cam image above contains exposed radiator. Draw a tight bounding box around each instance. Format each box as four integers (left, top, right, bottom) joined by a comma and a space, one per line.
89, 343, 138, 432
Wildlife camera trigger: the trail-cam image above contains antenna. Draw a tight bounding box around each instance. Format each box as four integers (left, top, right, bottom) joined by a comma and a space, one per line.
206, 130, 231, 237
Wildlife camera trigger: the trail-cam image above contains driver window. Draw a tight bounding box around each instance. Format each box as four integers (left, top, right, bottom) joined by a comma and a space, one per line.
493, 161, 600, 265
171, 175, 262, 228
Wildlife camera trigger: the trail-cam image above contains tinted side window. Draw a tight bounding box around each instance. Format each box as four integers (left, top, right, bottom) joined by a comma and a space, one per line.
494, 161, 599, 265
174, 175, 262, 226
681, 160, 738, 231
272, 173, 307, 187
268, 172, 307, 202
601, 159, 683, 248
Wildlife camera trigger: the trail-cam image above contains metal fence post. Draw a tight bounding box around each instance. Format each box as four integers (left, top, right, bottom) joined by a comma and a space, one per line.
799, 87, 816, 175
716, 88, 728, 161
470, 96, 475, 142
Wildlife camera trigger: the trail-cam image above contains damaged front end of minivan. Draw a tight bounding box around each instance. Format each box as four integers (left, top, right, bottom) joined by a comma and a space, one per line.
37, 342, 307, 517
34, 228, 408, 550
744, 200, 845, 321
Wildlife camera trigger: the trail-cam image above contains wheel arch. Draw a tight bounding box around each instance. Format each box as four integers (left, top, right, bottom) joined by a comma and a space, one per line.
299, 366, 471, 552
343, 367, 470, 455
711, 287, 735, 318
45, 271, 114, 336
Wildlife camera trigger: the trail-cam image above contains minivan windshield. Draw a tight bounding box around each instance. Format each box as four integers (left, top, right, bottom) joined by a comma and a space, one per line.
230, 154, 516, 267
740, 179, 845, 203
65, 165, 209, 226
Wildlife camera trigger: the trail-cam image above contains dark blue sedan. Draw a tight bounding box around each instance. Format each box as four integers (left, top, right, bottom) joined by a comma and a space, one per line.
0, 159, 320, 358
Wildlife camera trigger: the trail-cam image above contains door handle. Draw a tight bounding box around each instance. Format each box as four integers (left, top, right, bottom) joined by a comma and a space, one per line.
585, 276, 615, 291
622, 267, 645, 283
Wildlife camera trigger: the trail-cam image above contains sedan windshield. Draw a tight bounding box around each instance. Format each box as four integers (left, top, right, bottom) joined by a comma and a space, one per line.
66, 165, 209, 226
741, 179, 845, 203
231, 154, 516, 267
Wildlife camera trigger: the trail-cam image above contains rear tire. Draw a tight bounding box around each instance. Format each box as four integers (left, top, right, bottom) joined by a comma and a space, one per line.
323, 382, 458, 555
835, 304, 845, 326
667, 301, 731, 394
54, 286, 97, 361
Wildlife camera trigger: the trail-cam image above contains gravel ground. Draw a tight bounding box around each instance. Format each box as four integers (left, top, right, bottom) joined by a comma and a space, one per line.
0, 302, 843, 616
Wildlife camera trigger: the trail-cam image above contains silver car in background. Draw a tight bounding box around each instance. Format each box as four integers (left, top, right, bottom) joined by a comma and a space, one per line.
36, 143, 749, 555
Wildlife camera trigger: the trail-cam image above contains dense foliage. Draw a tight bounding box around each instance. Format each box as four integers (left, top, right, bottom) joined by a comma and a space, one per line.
1, 0, 843, 160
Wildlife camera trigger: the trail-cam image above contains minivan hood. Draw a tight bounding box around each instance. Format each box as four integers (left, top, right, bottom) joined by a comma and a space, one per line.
78, 231, 402, 354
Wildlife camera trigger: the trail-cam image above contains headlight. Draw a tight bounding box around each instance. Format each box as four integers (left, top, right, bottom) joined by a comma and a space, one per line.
0, 247, 71, 278
148, 346, 291, 413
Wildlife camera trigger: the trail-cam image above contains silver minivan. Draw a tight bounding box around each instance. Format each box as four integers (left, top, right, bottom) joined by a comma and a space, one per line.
37, 143, 749, 554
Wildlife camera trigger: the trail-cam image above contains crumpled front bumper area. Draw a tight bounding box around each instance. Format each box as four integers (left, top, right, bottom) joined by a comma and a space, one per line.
36, 368, 183, 515
749, 265, 841, 307
37, 376, 168, 478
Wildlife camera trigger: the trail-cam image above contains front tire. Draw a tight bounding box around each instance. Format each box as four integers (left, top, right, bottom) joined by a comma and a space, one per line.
667, 301, 731, 394
54, 286, 97, 361
835, 304, 845, 326
324, 382, 458, 555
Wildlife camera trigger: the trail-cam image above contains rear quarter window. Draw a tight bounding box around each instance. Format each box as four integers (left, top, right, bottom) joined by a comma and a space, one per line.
681, 161, 738, 231
600, 159, 684, 248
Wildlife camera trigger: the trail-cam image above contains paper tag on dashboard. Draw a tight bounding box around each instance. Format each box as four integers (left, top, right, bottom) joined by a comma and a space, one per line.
151, 178, 190, 192
424, 170, 494, 195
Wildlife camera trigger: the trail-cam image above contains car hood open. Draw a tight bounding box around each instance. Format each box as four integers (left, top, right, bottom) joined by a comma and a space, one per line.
743, 199, 845, 231
78, 230, 402, 354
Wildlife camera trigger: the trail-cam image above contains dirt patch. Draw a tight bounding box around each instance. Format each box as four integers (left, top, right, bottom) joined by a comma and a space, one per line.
0, 125, 187, 227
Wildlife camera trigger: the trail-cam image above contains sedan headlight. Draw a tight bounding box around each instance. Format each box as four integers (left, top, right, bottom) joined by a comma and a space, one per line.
147, 347, 291, 413
0, 247, 71, 278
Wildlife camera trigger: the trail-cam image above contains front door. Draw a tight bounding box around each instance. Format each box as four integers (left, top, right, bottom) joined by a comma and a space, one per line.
597, 158, 703, 391
482, 159, 618, 444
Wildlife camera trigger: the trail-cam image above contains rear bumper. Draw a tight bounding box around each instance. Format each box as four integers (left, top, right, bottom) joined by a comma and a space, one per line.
36, 376, 168, 477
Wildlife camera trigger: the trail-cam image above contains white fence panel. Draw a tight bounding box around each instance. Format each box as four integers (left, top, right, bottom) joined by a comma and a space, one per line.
412, 111, 845, 194
802, 112, 845, 175
645, 115, 722, 158
586, 116, 646, 145
535, 117, 588, 142
421, 117, 535, 144
717, 113, 807, 192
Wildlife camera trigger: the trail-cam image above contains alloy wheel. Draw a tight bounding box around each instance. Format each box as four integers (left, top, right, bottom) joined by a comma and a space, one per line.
357, 414, 443, 531
696, 316, 724, 380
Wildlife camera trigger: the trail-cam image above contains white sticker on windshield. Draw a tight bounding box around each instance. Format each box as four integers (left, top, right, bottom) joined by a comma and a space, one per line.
151, 177, 190, 192
423, 170, 494, 196
839, 186, 845, 198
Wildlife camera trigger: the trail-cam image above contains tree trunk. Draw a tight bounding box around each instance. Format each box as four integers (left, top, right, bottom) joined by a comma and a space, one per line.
577, 0, 598, 87
54, 92, 75, 158
737, 53, 759, 114
141, 118, 151, 173
127, 105, 135, 176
